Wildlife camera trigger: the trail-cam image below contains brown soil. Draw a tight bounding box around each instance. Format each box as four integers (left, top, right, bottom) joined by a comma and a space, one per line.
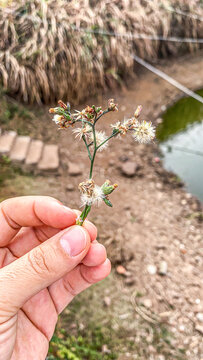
1, 52, 203, 359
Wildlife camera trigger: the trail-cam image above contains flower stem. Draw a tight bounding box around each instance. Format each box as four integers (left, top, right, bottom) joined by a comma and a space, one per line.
76, 204, 91, 226
78, 110, 117, 226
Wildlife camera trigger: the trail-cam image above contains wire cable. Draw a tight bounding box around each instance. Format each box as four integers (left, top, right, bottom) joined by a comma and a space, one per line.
72, 26, 203, 44
132, 54, 203, 104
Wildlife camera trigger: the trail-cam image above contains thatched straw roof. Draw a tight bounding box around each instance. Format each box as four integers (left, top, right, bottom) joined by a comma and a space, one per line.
0, 0, 202, 104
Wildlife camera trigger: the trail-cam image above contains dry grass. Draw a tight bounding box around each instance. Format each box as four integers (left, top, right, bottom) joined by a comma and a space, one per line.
0, 0, 202, 105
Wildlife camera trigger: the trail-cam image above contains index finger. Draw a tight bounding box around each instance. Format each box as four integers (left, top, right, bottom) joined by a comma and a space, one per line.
0, 196, 77, 246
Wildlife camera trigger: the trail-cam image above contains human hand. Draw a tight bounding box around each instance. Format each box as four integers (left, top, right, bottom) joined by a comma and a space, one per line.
0, 196, 111, 360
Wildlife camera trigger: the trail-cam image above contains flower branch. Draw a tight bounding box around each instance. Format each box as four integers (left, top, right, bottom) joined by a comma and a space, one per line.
49, 99, 155, 226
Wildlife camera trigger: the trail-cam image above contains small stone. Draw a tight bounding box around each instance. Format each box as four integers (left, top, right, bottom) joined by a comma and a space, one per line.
142, 298, 152, 308
179, 325, 185, 332
0, 131, 17, 155
102, 344, 111, 354
179, 244, 187, 254
156, 244, 167, 250
156, 182, 163, 189
159, 311, 171, 321
108, 159, 115, 166
158, 356, 165, 360
119, 154, 129, 162
104, 296, 111, 307
195, 324, 203, 334
147, 264, 157, 275
158, 261, 168, 275
195, 298, 200, 304
156, 118, 163, 124
124, 277, 135, 286
196, 313, 203, 322
66, 184, 74, 192
68, 162, 82, 176
120, 161, 138, 177
116, 265, 127, 275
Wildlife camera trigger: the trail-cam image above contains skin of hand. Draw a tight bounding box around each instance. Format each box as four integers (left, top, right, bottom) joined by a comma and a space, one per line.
0, 196, 111, 360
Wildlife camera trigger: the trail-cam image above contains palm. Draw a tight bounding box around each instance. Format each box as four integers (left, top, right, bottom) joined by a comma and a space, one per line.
1, 226, 61, 359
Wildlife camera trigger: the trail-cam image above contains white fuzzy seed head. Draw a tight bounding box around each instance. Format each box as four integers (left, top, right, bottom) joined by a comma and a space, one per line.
80, 184, 104, 207
132, 120, 155, 144
89, 131, 108, 151
73, 124, 92, 140
52, 114, 64, 124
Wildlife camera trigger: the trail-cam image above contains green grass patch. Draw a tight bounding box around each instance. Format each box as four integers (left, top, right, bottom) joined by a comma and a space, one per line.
48, 324, 117, 360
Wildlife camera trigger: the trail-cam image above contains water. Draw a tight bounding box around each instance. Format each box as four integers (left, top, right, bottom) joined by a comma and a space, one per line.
156, 89, 203, 202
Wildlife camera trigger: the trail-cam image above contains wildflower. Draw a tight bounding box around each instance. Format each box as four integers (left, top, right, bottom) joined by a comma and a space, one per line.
132, 120, 155, 143
79, 179, 104, 207
89, 131, 108, 151
73, 106, 96, 121
72, 109, 87, 121
111, 119, 131, 135
52, 114, 64, 124
108, 99, 118, 112
73, 124, 92, 140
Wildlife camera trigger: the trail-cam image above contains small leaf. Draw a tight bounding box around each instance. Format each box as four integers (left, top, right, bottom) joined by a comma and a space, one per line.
103, 198, 113, 207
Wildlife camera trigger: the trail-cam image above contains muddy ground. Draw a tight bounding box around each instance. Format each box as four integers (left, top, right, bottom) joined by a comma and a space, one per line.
0, 52, 203, 359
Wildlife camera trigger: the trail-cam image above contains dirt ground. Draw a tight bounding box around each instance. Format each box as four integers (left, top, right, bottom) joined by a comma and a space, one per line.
1, 52, 203, 359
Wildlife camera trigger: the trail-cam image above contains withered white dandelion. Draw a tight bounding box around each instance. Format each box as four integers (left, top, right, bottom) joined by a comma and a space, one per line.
132, 120, 155, 144
50, 100, 155, 225
89, 131, 108, 151
73, 124, 92, 140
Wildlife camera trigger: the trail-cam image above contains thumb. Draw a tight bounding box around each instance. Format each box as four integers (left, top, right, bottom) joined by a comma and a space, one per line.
0, 225, 90, 321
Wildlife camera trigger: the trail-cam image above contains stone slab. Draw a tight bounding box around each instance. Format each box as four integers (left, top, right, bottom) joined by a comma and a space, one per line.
0, 131, 17, 155
10, 136, 31, 162
25, 139, 44, 165
37, 144, 59, 170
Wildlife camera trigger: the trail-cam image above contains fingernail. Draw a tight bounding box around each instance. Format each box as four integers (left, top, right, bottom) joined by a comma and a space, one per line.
60, 227, 87, 257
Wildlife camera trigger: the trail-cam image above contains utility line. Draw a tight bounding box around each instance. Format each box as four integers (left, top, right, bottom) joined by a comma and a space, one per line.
132, 54, 203, 104
72, 26, 203, 44
163, 145, 203, 157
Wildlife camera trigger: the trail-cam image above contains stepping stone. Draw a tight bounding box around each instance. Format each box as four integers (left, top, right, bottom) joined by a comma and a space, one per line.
10, 136, 31, 162
25, 140, 44, 166
37, 144, 59, 171
0, 131, 17, 155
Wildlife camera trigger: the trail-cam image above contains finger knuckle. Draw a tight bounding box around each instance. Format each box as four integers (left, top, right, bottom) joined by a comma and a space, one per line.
27, 247, 50, 275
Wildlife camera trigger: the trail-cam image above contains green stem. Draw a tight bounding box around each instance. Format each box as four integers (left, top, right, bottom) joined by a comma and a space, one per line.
96, 130, 119, 151
82, 136, 92, 161
76, 204, 91, 225
94, 109, 110, 124
89, 124, 97, 178
77, 112, 117, 226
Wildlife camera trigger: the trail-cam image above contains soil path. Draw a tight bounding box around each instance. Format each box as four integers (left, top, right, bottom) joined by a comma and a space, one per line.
57, 52, 203, 359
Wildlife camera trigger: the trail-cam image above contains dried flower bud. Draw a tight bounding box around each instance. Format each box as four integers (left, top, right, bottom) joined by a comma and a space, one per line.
101, 180, 118, 195
49, 108, 56, 114
58, 100, 67, 109
134, 105, 143, 118
108, 99, 118, 112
